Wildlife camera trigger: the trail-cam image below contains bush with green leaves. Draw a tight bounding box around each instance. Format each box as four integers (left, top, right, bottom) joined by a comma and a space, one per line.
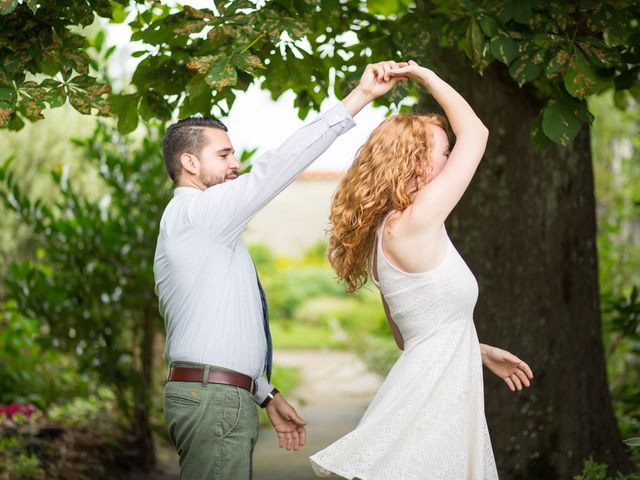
0, 301, 92, 409
0, 121, 173, 466
262, 263, 349, 322
591, 91, 640, 442
573, 456, 640, 480
603, 288, 640, 440
0, 436, 44, 480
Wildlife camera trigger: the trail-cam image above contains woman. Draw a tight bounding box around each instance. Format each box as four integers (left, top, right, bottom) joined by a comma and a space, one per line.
309, 61, 533, 479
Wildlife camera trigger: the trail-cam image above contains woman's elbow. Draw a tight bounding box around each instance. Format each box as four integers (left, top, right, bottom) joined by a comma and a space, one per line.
458, 121, 489, 142
478, 122, 489, 140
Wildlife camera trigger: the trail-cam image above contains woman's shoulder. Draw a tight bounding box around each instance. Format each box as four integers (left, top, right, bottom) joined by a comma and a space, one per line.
381, 210, 447, 274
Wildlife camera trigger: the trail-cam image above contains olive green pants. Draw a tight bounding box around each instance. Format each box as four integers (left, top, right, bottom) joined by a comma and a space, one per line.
163, 362, 259, 479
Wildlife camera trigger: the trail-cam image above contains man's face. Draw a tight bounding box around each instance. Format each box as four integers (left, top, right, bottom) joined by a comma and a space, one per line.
193, 128, 241, 188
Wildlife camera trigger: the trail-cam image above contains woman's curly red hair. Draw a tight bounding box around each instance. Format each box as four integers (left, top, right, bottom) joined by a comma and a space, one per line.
327, 113, 449, 293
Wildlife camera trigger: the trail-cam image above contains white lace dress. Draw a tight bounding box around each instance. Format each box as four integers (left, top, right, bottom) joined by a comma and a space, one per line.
309, 218, 499, 479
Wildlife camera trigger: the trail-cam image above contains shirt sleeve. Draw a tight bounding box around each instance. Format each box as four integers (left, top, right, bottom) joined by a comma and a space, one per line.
253, 375, 276, 405
188, 101, 356, 245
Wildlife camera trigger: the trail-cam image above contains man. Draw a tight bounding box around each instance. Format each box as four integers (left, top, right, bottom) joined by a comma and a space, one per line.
153, 60, 406, 479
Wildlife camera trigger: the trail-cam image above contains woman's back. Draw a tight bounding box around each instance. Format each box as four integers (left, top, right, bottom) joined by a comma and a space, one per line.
371, 213, 479, 351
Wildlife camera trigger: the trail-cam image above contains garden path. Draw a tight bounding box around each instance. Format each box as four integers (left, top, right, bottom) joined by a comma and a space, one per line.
153, 349, 382, 480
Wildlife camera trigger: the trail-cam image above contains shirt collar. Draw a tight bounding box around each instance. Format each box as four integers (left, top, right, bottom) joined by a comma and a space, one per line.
173, 186, 202, 197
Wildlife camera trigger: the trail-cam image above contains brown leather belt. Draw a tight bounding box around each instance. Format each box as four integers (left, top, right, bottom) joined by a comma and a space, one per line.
168, 366, 256, 395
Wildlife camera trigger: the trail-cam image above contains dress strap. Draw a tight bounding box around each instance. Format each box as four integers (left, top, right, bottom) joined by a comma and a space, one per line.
370, 211, 394, 287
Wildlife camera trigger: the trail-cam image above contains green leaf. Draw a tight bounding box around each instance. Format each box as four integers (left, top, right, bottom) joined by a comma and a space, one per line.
490, 35, 519, 64
499, 0, 532, 24
94, 31, 105, 51
0, 86, 16, 105
624, 437, 640, 447
233, 53, 266, 73
509, 53, 542, 86
545, 49, 571, 77
25, 0, 37, 14
530, 113, 551, 152
0, 0, 18, 14
465, 19, 484, 67
110, 1, 128, 23
205, 59, 238, 90
613, 89, 629, 109
19, 99, 44, 121
109, 94, 140, 134
186, 55, 225, 76
541, 98, 581, 146
173, 19, 208, 36
614, 67, 639, 91
7, 113, 23, 130
577, 40, 622, 69
61, 48, 90, 75
0, 104, 12, 127
183, 5, 217, 20
564, 49, 606, 98
69, 92, 94, 115
366, 0, 412, 17
139, 92, 172, 121
44, 86, 67, 108
105, 45, 117, 60
478, 15, 499, 37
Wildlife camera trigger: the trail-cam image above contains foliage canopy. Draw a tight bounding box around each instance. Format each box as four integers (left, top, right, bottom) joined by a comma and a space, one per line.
1, 0, 638, 149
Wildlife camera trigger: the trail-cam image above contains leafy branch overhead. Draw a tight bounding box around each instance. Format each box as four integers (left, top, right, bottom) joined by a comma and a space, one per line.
1, 0, 638, 149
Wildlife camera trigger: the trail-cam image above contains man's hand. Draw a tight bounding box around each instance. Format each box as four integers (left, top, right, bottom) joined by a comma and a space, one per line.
481, 344, 534, 392
265, 393, 307, 451
341, 60, 408, 117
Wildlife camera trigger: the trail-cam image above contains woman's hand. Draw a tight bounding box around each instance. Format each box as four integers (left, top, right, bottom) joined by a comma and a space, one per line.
356, 60, 409, 99
342, 60, 408, 117
481, 344, 533, 392
389, 60, 434, 87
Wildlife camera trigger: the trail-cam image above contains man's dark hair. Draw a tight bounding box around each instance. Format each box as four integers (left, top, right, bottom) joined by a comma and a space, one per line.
162, 116, 228, 184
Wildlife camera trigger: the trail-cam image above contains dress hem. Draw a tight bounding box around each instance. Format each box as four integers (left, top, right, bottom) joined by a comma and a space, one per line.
309, 456, 370, 480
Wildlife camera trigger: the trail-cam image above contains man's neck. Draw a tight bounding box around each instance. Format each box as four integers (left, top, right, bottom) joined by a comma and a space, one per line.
176, 179, 206, 191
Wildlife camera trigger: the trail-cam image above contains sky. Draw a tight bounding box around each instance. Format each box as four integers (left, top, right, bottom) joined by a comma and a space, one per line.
222, 83, 392, 171
104, 1, 409, 171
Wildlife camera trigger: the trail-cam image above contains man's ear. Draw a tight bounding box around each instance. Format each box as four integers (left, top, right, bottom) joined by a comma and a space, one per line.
179, 152, 199, 176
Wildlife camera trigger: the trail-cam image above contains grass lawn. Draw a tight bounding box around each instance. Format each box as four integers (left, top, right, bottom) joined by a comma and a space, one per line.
270, 320, 347, 350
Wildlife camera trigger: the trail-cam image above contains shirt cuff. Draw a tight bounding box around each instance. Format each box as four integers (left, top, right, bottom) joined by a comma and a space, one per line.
253, 375, 275, 405
323, 100, 356, 131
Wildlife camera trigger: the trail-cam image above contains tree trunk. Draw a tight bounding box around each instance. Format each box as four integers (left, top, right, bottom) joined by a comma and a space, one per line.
132, 306, 156, 471
417, 45, 633, 478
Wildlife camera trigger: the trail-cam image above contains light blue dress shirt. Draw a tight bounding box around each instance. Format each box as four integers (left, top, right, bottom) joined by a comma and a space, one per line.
154, 102, 356, 403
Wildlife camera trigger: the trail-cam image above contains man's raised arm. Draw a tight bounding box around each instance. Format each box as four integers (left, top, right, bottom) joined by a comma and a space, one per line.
190, 61, 407, 245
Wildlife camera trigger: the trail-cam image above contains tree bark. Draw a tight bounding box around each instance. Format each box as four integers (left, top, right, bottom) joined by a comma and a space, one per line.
417, 46, 633, 478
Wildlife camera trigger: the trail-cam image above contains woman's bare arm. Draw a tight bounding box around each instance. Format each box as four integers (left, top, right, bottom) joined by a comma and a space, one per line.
389, 62, 488, 228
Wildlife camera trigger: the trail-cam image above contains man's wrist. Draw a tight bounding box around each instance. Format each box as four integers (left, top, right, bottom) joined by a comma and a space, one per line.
260, 387, 279, 409
353, 85, 375, 103
341, 86, 374, 117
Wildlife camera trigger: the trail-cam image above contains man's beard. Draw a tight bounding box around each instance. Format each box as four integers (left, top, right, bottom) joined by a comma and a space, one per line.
200, 171, 225, 188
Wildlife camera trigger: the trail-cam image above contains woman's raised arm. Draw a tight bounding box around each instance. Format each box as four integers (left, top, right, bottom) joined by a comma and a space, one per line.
389, 62, 488, 228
